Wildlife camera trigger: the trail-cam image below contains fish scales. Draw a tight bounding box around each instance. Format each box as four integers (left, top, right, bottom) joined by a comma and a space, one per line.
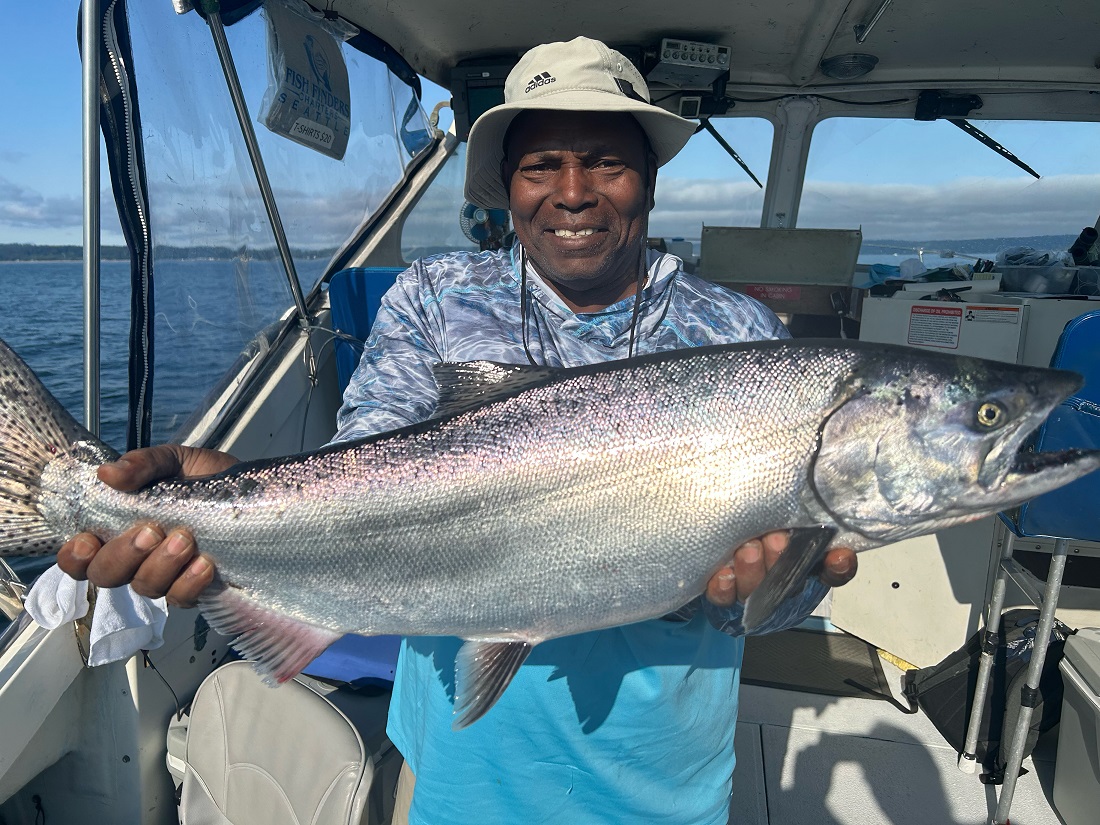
2, 335, 1098, 727
50, 345, 850, 637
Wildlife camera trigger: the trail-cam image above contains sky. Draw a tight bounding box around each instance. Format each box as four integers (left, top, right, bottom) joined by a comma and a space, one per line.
3, 1, 1099, 249
2, 2, 88, 244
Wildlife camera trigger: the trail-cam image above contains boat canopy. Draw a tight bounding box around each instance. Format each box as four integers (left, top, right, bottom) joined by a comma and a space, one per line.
313, 0, 1100, 100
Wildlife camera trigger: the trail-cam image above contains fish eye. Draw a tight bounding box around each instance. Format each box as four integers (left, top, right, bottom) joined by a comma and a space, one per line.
975, 401, 1005, 429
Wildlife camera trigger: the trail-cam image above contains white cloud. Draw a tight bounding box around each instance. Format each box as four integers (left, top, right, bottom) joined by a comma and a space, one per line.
8, 167, 1097, 253
651, 173, 1100, 242
0, 177, 123, 246
0, 177, 80, 231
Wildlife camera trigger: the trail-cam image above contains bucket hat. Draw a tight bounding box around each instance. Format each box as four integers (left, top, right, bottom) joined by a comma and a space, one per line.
464, 37, 697, 209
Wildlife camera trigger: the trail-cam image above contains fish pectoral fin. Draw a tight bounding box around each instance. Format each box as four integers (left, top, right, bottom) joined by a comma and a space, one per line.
431, 361, 560, 418
453, 638, 537, 729
198, 581, 342, 684
742, 526, 838, 633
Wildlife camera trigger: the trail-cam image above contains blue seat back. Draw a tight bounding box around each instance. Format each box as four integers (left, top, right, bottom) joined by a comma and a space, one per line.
328, 267, 404, 393
320, 265, 407, 684
1004, 309, 1100, 541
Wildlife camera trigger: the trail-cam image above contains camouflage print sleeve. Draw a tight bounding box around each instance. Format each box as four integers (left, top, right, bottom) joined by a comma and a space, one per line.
332, 261, 445, 442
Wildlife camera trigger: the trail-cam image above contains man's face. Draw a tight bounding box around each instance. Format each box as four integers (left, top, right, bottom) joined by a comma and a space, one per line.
503, 111, 657, 310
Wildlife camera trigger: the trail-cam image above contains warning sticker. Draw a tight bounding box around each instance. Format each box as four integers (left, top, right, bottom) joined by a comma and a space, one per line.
963, 305, 1023, 324
908, 305, 962, 349
742, 284, 802, 301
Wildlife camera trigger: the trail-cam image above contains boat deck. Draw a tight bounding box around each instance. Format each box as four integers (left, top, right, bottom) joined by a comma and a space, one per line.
732, 656, 1061, 824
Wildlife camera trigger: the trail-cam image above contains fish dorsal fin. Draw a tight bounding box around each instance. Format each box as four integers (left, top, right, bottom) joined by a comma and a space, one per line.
198, 580, 343, 684
453, 638, 537, 729
742, 526, 837, 633
431, 361, 560, 418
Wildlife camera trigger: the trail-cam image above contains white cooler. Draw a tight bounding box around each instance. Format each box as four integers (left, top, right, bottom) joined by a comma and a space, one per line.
1054, 627, 1100, 824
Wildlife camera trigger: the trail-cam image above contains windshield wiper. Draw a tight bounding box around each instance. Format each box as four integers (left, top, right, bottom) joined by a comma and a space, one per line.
698, 118, 763, 189
915, 91, 1040, 180
947, 118, 1040, 180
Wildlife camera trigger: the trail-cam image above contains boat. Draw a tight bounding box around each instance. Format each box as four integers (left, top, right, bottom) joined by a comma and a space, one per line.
1, 0, 1098, 822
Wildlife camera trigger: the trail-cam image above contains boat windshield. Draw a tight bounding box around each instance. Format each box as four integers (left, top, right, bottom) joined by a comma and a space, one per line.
114, 1, 432, 445
799, 118, 1100, 267
650, 117, 773, 239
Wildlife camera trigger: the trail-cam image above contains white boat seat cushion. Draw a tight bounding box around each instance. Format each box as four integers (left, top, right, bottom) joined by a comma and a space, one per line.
177, 661, 374, 825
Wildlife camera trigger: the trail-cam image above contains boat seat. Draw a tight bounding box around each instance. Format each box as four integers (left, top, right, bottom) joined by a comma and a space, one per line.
167, 661, 398, 825
961, 309, 1100, 825
328, 267, 405, 394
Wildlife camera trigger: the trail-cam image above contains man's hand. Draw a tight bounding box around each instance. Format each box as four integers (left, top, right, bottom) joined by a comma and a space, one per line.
56, 445, 238, 608
705, 530, 857, 608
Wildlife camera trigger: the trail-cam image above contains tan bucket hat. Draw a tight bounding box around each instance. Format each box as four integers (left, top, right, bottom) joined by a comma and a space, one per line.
464, 37, 698, 210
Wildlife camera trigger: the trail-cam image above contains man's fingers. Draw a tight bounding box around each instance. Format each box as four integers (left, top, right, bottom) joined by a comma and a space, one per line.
58, 525, 214, 606
57, 533, 103, 580
130, 530, 200, 599
96, 445, 239, 492
164, 555, 215, 608
820, 547, 858, 587
84, 523, 166, 588
56, 447, 234, 608
97, 447, 186, 492
732, 539, 766, 602
705, 565, 737, 607
706, 534, 856, 608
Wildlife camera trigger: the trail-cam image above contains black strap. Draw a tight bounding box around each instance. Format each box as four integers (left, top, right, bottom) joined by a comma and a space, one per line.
82, 0, 156, 450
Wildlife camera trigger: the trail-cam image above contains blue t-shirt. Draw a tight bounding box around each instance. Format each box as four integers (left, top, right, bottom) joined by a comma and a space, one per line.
332, 244, 826, 824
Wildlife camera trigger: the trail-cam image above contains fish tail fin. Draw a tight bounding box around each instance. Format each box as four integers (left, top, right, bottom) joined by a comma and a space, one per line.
0, 336, 115, 556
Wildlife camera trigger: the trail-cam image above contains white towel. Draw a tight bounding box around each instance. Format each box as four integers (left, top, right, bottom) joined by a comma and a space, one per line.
25, 564, 168, 666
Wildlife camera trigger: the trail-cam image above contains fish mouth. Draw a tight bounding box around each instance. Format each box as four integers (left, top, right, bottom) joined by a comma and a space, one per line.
993, 445, 1100, 500
1007, 446, 1100, 479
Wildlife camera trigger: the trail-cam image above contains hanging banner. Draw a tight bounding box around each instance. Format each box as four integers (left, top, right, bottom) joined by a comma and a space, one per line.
260, 0, 352, 160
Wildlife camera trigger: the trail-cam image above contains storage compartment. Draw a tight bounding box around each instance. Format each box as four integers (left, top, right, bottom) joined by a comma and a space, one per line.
998, 264, 1100, 295
998, 265, 1076, 294
1073, 266, 1100, 296
859, 296, 1029, 363
1053, 627, 1100, 825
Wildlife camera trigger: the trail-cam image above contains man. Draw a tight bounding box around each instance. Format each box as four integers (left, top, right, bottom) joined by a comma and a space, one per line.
58, 37, 856, 825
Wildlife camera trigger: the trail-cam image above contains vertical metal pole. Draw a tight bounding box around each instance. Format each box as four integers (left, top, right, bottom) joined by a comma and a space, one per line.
205, 8, 310, 326
959, 529, 1015, 774
993, 539, 1069, 825
82, 0, 102, 436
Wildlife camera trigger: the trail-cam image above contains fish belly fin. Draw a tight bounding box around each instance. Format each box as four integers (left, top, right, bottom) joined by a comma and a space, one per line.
453, 638, 537, 730
0, 337, 116, 556
198, 581, 342, 684
743, 526, 838, 633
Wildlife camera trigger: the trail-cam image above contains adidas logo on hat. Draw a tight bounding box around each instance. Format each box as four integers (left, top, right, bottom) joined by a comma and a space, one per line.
524, 71, 556, 93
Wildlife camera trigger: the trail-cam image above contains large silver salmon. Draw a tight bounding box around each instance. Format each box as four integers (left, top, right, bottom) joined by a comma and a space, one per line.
0, 336, 1097, 727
